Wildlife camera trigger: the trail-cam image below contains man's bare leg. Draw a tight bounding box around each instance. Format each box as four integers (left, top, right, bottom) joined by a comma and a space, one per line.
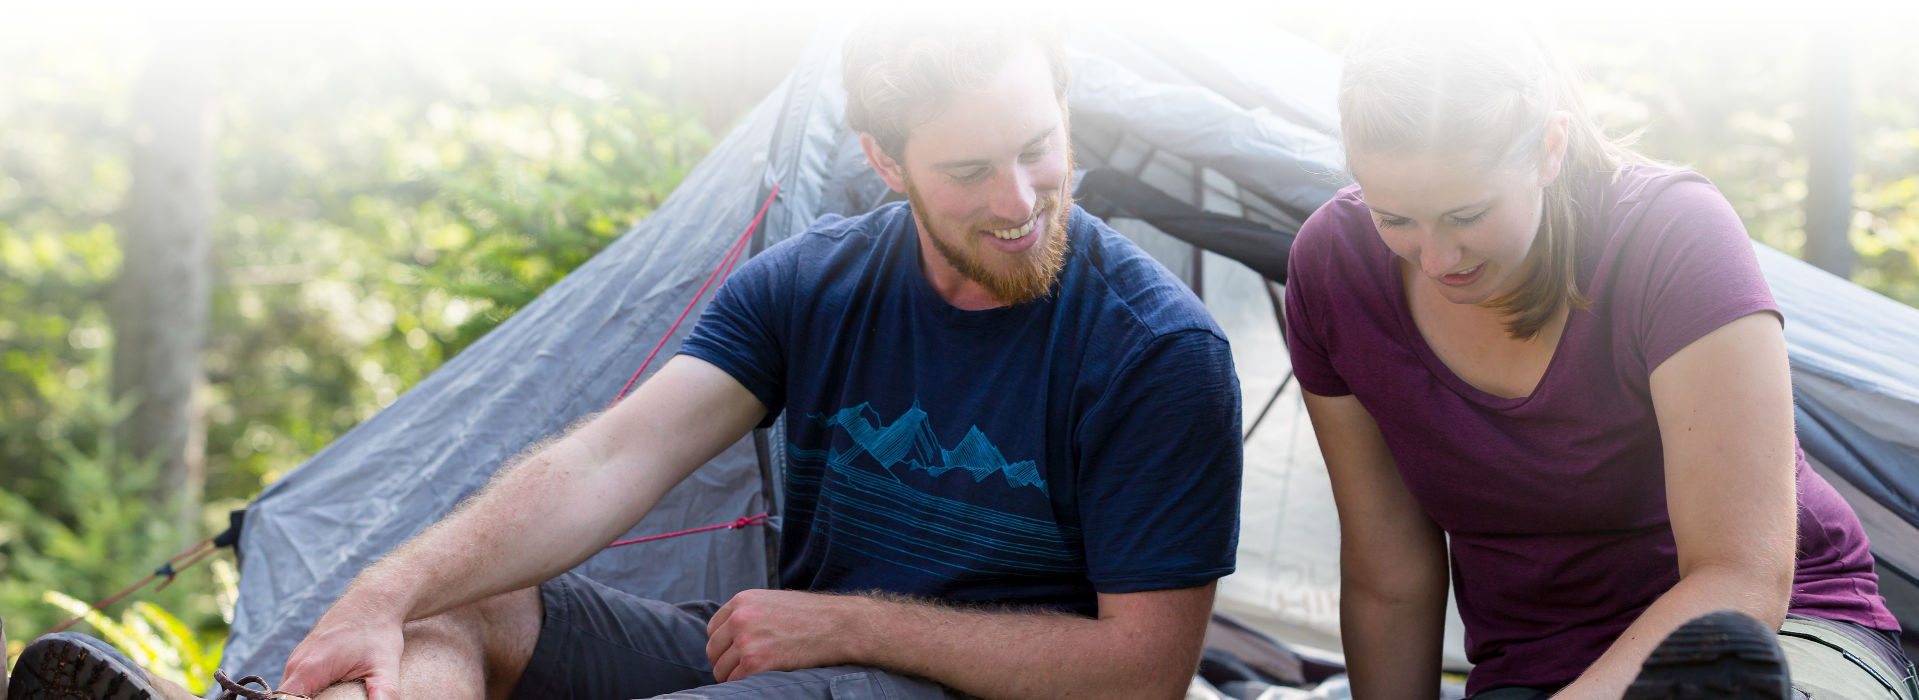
14, 586, 542, 700
305, 587, 542, 700
128, 588, 536, 700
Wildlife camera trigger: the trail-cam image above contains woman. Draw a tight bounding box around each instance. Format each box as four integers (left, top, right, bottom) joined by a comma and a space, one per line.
1283, 19, 1911, 700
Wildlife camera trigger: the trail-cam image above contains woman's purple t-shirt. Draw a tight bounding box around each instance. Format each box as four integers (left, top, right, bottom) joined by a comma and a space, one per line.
1284, 166, 1897, 694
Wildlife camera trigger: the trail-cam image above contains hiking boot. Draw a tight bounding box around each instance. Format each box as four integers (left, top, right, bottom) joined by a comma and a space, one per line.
7, 632, 161, 700
1623, 610, 1793, 699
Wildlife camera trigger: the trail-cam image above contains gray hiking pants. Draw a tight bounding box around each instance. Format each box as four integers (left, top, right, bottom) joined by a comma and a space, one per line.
506, 572, 968, 700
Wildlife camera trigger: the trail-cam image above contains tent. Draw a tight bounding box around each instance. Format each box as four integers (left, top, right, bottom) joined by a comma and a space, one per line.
219, 18, 1919, 695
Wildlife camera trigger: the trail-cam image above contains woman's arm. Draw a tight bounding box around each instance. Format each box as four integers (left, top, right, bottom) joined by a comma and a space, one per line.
1553, 312, 1799, 699
1303, 390, 1451, 698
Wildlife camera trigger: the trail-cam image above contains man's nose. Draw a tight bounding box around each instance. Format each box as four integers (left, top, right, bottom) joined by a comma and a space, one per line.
989, 165, 1040, 224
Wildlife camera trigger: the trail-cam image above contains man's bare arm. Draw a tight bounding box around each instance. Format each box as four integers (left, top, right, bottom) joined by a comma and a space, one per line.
281, 355, 766, 698
353, 355, 765, 618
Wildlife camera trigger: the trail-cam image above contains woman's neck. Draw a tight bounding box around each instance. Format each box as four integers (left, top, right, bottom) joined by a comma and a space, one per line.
1405, 264, 1571, 400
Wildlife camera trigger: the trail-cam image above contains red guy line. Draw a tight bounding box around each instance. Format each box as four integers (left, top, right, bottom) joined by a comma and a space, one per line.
611, 183, 781, 406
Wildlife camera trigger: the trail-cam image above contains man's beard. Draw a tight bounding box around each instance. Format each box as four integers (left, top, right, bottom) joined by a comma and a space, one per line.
905, 175, 1074, 306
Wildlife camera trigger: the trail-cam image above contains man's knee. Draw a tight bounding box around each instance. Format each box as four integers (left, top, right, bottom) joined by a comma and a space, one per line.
399, 586, 543, 691
475, 586, 543, 682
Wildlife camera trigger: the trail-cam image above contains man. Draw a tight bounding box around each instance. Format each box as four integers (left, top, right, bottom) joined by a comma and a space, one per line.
9, 16, 1241, 700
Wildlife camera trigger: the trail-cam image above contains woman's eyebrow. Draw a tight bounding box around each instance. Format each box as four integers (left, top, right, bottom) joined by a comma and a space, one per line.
1368, 197, 1495, 219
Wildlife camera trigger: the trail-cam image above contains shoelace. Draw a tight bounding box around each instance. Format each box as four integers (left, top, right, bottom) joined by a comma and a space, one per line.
213, 670, 311, 700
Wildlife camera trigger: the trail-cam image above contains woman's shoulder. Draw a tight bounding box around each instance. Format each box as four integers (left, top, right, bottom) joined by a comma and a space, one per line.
1580, 164, 1749, 278
1300, 182, 1373, 233
1588, 165, 1732, 231
1579, 164, 1775, 373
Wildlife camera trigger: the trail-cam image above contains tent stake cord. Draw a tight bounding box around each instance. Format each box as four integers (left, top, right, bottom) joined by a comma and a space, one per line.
612, 184, 782, 405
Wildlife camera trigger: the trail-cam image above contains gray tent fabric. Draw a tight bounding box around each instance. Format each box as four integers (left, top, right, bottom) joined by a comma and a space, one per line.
219, 34, 838, 680
222, 18, 1919, 691
1759, 241, 1919, 520
1799, 394, 1919, 530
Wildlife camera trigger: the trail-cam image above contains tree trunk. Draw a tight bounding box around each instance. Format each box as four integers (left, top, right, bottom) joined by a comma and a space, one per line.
1803, 25, 1855, 277
112, 34, 214, 532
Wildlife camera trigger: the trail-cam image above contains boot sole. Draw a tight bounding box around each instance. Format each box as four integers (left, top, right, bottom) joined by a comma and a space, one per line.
7, 633, 160, 700
1623, 611, 1792, 699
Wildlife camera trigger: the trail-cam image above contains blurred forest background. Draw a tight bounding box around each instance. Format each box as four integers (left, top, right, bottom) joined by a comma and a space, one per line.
4, 5, 1916, 678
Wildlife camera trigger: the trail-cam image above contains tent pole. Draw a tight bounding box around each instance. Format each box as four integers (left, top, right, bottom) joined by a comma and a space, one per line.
1243, 279, 1294, 443
752, 427, 780, 589
1191, 168, 1207, 301
746, 179, 783, 589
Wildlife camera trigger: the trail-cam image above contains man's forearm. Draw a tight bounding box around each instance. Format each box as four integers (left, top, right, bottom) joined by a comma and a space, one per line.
337, 430, 639, 623
845, 588, 1212, 700
331, 357, 769, 625
283, 357, 767, 696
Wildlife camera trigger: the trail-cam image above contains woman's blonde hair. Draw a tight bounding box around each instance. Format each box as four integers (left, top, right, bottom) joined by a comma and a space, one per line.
1339, 18, 1651, 338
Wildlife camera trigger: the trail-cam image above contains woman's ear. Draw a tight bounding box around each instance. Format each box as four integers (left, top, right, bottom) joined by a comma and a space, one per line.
860, 133, 909, 194
1538, 111, 1571, 187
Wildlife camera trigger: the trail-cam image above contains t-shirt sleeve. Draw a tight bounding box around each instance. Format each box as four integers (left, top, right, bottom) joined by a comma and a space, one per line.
677, 250, 788, 424
1076, 329, 1242, 593
1618, 178, 1780, 377
1284, 201, 1354, 397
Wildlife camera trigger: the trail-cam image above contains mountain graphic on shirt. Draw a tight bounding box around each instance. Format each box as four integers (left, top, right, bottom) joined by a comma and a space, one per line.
804, 401, 1048, 496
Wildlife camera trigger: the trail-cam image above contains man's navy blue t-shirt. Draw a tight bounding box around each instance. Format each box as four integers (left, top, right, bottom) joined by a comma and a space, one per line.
679, 201, 1240, 617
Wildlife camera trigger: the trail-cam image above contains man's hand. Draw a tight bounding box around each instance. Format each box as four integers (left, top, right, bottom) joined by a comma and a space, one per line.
705, 589, 863, 682
280, 603, 406, 700
705, 585, 1211, 699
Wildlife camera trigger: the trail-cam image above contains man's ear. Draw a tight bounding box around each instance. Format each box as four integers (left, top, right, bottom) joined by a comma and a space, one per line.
1537, 111, 1571, 188
860, 133, 908, 194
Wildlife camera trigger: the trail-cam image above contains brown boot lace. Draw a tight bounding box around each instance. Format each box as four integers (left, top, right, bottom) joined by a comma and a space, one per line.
213, 670, 312, 699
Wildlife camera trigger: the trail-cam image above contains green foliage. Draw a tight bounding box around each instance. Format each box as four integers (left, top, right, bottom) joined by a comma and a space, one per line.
0, 16, 135, 509
0, 221, 121, 504
0, 22, 718, 497
1561, 20, 1919, 308
1849, 37, 1919, 308
2, 19, 722, 674
196, 29, 716, 492
0, 393, 226, 662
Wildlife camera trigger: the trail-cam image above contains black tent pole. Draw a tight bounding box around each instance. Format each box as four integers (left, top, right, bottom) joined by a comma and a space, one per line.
1243, 280, 1294, 443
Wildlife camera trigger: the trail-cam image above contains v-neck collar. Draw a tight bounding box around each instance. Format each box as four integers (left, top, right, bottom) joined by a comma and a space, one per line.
1386, 252, 1576, 410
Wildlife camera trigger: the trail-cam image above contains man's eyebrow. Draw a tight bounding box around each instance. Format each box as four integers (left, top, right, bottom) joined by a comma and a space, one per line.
931, 126, 1058, 170
1019, 127, 1055, 150
1368, 197, 1494, 220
